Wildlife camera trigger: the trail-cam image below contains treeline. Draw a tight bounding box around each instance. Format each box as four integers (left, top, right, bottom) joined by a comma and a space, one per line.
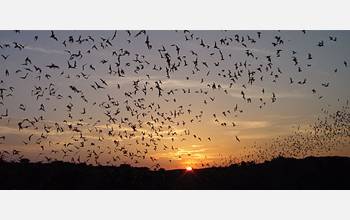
1, 156, 350, 189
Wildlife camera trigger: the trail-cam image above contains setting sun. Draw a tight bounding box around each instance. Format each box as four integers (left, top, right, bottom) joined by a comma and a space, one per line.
186, 167, 193, 171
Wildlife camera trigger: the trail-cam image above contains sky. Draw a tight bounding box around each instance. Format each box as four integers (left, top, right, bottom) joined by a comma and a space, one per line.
1, 29, 350, 170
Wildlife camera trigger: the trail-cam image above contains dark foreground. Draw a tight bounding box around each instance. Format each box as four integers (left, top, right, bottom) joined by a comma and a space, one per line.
1, 156, 350, 190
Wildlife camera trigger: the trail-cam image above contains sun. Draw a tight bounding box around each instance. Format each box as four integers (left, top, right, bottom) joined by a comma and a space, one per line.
186, 167, 193, 171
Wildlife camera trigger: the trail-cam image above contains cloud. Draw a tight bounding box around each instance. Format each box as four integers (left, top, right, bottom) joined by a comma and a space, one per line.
238, 120, 271, 129
161, 78, 206, 89
180, 33, 275, 56
24, 46, 65, 55
221, 44, 275, 55
276, 91, 311, 99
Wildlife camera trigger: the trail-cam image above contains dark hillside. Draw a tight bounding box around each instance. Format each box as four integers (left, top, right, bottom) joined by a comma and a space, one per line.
1, 156, 350, 190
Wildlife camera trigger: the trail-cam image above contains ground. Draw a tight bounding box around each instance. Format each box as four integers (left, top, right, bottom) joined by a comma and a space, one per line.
1, 156, 350, 190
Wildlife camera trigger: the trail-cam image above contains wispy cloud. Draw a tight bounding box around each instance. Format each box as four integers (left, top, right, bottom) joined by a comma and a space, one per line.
24, 46, 65, 55
221, 44, 275, 55
180, 33, 275, 56
161, 78, 206, 89
237, 120, 271, 129
276, 91, 311, 99
226, 86, 311, 100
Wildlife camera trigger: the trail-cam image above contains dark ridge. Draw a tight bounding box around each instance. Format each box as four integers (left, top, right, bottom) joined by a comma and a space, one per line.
1, 156, 350, 189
